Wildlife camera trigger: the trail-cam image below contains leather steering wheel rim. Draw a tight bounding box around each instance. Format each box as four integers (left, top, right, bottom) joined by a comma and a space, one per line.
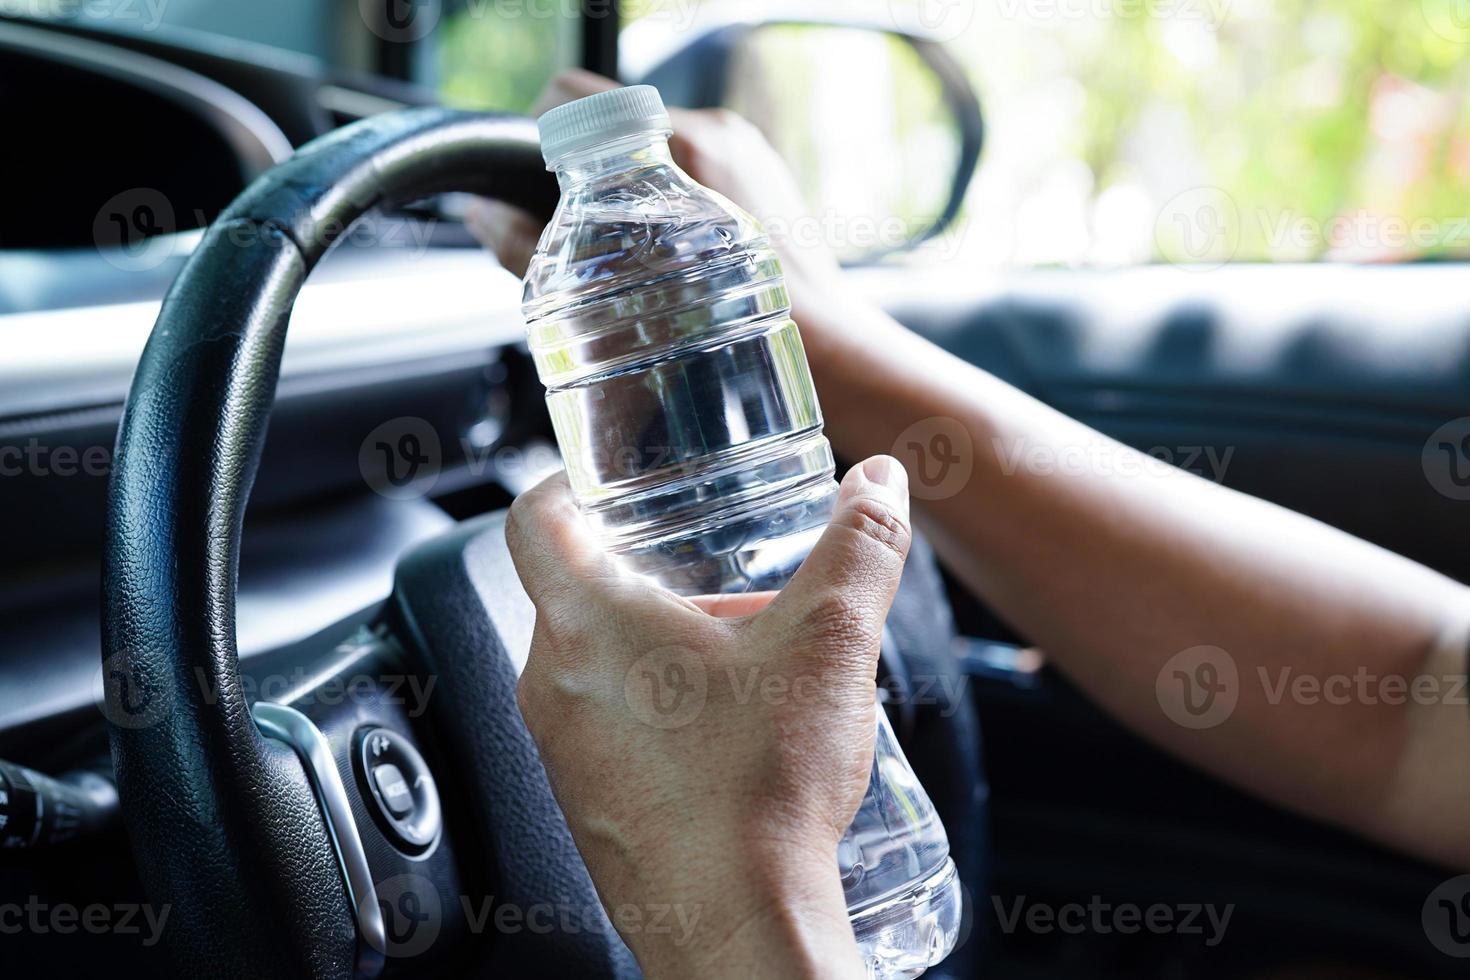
101, 108, 558, 980
102, 105, 988, 980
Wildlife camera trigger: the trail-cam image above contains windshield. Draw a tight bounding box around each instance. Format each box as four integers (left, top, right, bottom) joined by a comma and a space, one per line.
616, 0, 1470, 266
15, 0, 1470, 266
13, 0, 337, 60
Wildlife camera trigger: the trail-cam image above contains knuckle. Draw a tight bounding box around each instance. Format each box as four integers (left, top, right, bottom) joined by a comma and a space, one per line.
536, 603, 591, 655
708, 107, 743, 129
505, 495, 536, 550
798, 593, 876, 651
515, 672, 543, 735
837, 495, 912, 561
518, 643, 595, 731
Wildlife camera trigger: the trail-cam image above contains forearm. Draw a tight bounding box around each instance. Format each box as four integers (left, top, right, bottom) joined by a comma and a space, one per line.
804, 295, 1470, 866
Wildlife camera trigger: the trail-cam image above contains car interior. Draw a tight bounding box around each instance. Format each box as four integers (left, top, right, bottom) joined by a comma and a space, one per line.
2, 1, 1467, 977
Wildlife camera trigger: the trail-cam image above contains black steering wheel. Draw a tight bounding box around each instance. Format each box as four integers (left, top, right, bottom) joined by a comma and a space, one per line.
101, 108, 985, 980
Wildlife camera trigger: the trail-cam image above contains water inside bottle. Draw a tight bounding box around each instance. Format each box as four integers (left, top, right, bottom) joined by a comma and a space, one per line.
524, 96, 962, 976
524, 188, 838, 594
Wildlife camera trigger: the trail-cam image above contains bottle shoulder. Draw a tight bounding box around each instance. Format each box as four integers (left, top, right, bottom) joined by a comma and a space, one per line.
523, 163, 770, 309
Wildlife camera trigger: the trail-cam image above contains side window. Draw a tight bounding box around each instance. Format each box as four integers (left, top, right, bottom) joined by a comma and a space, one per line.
625, 1, 1470, 268
956, 2, 1470, 267
622, 2, 970, 265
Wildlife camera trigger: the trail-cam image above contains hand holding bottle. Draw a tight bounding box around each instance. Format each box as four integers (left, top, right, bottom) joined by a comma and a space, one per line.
467, 70, 849, 363
506, 459, 911, 980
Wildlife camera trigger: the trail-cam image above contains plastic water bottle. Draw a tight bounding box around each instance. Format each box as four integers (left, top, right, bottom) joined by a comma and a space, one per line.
523, 86, 962, 978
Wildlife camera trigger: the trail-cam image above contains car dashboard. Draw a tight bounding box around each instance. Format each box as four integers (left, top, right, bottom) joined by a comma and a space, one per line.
0, 14, 559, 762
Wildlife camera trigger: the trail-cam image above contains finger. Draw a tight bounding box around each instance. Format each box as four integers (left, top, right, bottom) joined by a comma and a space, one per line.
464, 198, 543, 278
505, 471, 617, 612
532, 68, 620, 115
761, 456, 912, 657
691, 592, 776, 619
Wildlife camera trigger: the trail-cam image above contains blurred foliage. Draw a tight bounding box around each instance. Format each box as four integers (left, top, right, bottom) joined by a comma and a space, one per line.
722, 27, 959, 260
437, 0, 1470, 264
435, 2, 577, 112
1036, 0, 1470, 262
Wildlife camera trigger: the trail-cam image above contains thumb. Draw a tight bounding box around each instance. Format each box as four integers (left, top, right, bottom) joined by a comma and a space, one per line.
762, 456, 911, 657
505, 470, 618, 615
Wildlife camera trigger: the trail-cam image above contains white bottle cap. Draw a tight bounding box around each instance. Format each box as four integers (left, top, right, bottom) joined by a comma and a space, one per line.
536, 85, 673, 170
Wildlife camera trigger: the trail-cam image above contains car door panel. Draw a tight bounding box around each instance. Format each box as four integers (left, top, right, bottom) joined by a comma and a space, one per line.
866, 263, 1470, 581
856, 261, 1468, 977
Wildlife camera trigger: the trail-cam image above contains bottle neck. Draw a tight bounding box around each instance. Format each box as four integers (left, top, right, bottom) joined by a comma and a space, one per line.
554, 134, 675, 190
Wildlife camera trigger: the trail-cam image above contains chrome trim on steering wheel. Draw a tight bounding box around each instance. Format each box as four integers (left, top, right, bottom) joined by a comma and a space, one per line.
253, 701, 387, 978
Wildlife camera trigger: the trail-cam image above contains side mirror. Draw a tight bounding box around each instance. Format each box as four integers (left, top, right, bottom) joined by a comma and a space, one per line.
622, 13, 982, 265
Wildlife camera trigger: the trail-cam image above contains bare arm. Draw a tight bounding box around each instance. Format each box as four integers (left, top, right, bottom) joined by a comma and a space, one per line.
805, 293, 1470, 870
477, 70, 1470, 881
